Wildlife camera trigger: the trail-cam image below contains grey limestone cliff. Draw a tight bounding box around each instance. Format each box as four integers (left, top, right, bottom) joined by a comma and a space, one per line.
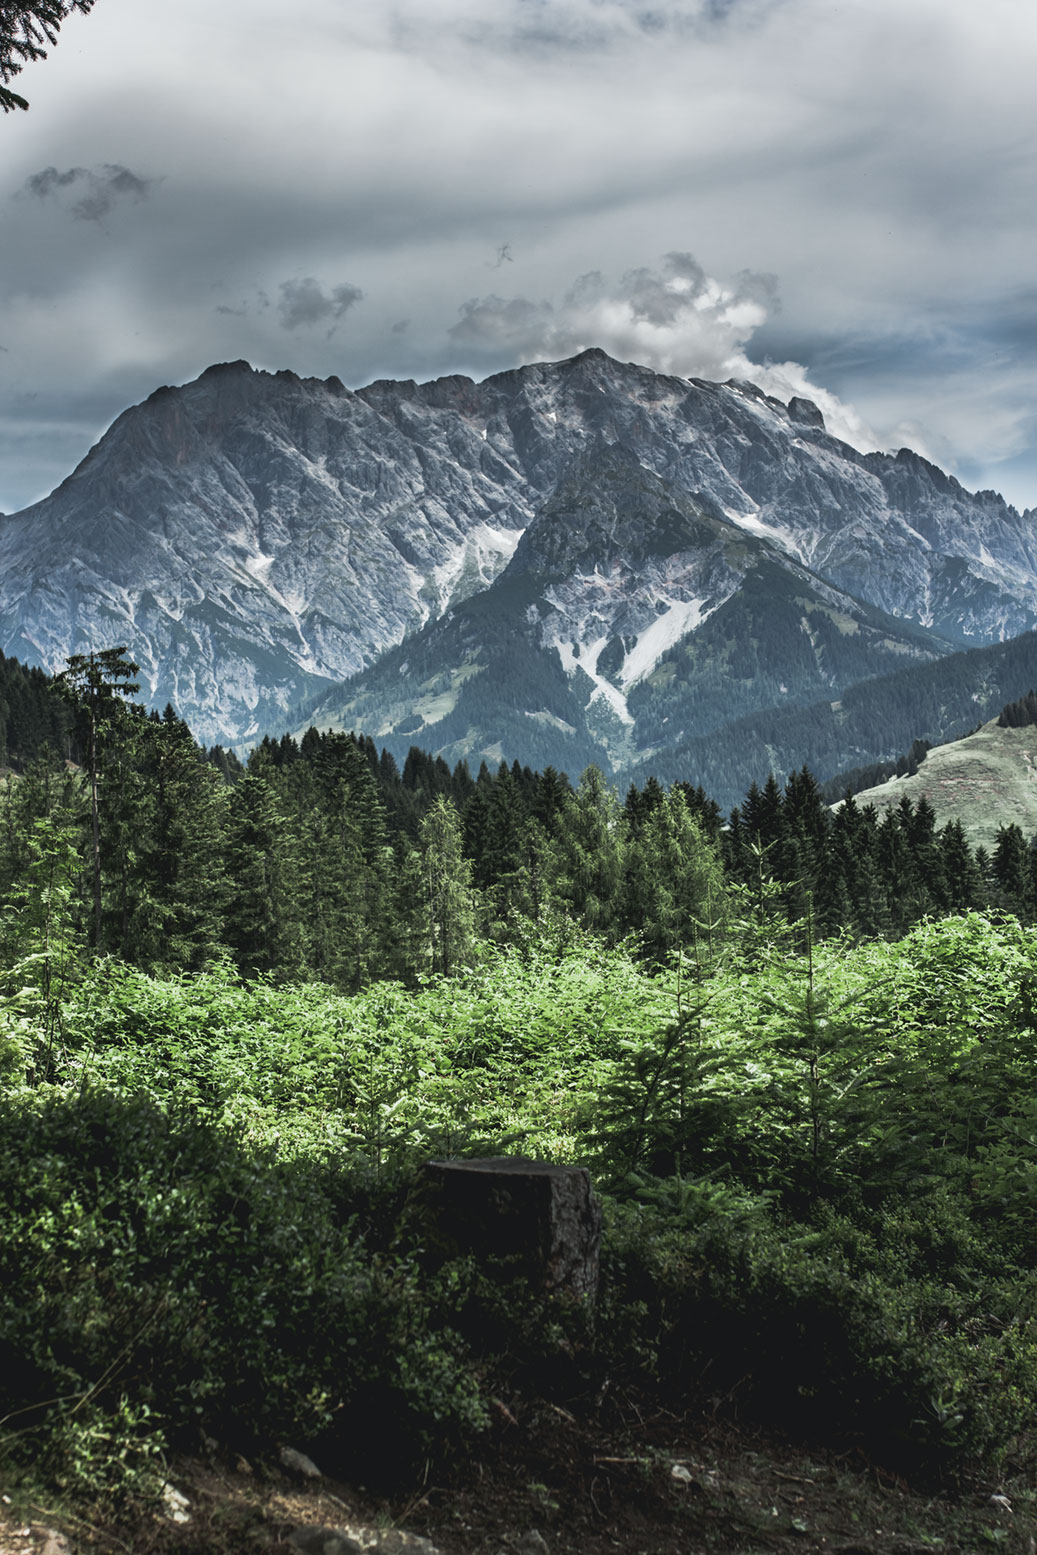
1, 349, 1034, 746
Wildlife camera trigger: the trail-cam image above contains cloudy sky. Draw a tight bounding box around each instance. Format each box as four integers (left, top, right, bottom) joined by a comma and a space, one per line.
3, 0, 1037, 514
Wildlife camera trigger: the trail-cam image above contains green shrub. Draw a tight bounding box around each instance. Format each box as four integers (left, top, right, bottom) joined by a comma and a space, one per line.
0, 1086, 489, 1503
6, 914, 1037, 1504
600, 1185, 1037, 1475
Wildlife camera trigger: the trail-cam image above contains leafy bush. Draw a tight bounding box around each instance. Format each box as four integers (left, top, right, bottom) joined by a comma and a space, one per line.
0, 1086, 489, 1503
602, 1185, 1037, 1475
5, 913, 1037, 1506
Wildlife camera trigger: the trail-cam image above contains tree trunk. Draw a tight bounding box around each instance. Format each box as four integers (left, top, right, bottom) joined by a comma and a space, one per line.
423, 1156, 601, 1301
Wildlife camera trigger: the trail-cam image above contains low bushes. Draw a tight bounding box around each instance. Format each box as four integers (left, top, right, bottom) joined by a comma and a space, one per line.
0, 1088, 487, 1503
3, 915, 1037, 1510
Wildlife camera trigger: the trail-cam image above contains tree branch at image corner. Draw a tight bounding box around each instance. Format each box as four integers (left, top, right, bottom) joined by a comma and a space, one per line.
0, 1, 97, 111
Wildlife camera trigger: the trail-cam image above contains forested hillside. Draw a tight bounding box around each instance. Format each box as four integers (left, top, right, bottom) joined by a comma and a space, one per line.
625, 626, 1037, 804
4, 648, 1037, 990
0, 649, 73, 769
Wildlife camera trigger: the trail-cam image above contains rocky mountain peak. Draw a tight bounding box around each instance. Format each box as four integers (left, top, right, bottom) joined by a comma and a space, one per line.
787, 396, 825, 429
2, 350, 1036, 747
507, 440, 725, 581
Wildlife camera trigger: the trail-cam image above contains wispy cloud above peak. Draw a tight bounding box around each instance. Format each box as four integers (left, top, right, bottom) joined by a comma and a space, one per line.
276, 278, 364, 333
448, 253, 878, 451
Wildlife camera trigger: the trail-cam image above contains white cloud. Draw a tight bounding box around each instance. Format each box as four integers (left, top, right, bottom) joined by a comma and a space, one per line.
449, 254, 880, 450
2, 0, 1037, 510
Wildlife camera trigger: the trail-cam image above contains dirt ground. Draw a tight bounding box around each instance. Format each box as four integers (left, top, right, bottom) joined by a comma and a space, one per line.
3, 1391, 1034, 1555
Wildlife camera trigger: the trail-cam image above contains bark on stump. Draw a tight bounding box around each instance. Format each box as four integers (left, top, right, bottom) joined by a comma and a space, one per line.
423, 1156, 601, 1301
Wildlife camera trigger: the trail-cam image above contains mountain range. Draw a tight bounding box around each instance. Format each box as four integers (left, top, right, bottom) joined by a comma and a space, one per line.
2, 348, 1036, 801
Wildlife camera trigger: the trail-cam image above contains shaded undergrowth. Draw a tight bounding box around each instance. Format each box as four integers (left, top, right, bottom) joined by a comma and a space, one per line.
2, 913, 1037, 1519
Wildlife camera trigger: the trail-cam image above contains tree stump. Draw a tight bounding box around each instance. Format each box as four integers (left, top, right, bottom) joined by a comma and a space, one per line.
422, 1156, 601, 1301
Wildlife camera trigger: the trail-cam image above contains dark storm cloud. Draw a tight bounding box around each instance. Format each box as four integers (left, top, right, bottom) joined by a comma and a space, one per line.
276, 278, 364, 332
23, 163, 157, 222
449, 294, 554, 348
24, 166, 85, 196
390, 0, 777, 58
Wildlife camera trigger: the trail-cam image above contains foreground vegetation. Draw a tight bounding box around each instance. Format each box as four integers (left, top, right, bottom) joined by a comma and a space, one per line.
4, 649, 1037, 1541
3, 910, 1037, 1529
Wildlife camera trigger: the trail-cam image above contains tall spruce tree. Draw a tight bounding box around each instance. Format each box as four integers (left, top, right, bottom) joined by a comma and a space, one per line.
993, 823, 1031, 916
54, 648, 139, 951
417, 796, 478, 978
940, 819, 986, 913
0, 755, 83, 1036
549, 766, 627, 938
130, 707, 229, 969
223, 768, 295, 978
623, 786, 727, 962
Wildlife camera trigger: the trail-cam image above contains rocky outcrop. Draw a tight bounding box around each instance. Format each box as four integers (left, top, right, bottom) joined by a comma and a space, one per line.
289, 1526, 441, 1555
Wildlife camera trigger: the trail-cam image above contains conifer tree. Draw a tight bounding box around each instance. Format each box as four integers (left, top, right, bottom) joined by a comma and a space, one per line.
784, 766, 828, 867
549, 766, 627, 938
0, 755, 83, 1034
993, 823, 1031, 916
326, 735, 395, 986
624, 787, 727, 961
940, 819, 985, 913
480, 762, 529, 911
903, 796, 948, 913
54, 647, 139, 950
813, 835, 854, 938
122, 706, 229, 969
1, 0, 96, 111
418, 796, 478, 978
674, 781, 724, 842
624, 775, 665, 837
223, 768, 296, 977
531, 765, 571, 835
875, 804, 916, 936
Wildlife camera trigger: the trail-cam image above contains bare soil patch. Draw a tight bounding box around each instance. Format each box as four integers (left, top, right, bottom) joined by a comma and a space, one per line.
5, 1393, 1033, 1555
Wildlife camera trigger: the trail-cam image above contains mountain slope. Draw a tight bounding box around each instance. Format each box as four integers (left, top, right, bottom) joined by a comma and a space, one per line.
305, 442, 954, 776
838, 717, 1037, 852
0, 361, 533, 741
623, 628, 1037, 811
2, 349, 1035, 745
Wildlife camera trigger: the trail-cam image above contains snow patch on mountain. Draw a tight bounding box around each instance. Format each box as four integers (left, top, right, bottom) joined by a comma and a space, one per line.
525, 709, 577, 734
555, 636, 634, 726
725, 505, 796, 552
619, 597, 714, 689
427, 521, 525, 612
244, 552, 275, 584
